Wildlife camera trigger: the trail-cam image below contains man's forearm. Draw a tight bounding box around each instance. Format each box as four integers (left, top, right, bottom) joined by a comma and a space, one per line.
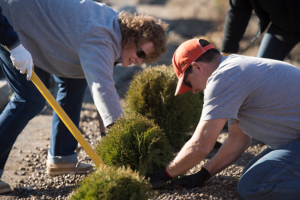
166, 119, 226, 177
166, 139, 209, 177
204, 129, 252, 176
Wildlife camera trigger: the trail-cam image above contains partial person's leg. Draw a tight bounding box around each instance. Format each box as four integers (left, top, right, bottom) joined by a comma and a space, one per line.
47, 76, 92, 175
0, 46, 46, 193
237, 139, 300, 200
257, 25, 300, 60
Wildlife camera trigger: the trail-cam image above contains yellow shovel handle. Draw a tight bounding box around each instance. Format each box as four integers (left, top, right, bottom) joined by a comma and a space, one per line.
31, 71, 104, 168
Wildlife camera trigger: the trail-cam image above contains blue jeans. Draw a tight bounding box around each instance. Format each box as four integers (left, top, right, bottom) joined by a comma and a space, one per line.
0, 46, 87, 178
257, 25, 300, 61
237, 139, 300, 200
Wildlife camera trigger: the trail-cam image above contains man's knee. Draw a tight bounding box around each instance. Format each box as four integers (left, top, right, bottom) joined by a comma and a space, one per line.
237, 176, 255, 200
237, 172, 276, 200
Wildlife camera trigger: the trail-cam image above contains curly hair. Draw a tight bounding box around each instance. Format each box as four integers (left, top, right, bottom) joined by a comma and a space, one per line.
118, 11, 168, 63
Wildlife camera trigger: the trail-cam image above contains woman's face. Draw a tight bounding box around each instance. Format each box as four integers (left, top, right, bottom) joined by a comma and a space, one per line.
121, 42, 154, 67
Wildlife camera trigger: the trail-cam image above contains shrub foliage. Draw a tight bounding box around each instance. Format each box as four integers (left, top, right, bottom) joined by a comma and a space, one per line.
96, 113, 174, 176
71, 166, 156, 200
125, 65, 203, 149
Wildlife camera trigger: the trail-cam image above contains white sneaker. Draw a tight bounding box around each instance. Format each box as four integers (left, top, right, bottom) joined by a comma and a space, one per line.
46, 161, 94, 176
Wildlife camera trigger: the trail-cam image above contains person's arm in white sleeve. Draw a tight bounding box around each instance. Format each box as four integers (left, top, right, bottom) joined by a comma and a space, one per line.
79, 39, 124, 127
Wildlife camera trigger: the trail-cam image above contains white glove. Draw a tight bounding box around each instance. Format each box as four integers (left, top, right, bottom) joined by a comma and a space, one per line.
10, 44, 34, 81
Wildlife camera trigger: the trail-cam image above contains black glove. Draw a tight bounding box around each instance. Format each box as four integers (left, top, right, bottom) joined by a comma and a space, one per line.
146, 168, 173, 188
167, 167, 211, 189
214, 141, 222, 149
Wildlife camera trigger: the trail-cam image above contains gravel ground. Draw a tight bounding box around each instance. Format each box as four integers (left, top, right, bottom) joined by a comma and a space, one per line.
154, 139, 266, 200
1, 0, 299, 199
3, 103, 267, 200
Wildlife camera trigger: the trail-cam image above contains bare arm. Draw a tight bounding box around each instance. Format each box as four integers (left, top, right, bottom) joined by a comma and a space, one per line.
166, 119, 227, 177
204, 123, 252, 176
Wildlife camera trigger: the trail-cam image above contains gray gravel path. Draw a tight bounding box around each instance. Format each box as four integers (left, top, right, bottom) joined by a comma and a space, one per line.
1, 103, 266, 200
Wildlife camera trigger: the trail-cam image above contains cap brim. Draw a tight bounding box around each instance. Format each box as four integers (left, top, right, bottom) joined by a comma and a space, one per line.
175, 72, 191, 96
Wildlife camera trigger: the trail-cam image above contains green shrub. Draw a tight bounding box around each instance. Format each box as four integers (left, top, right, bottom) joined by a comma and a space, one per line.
125, 65, 203, 149
96, 113, 174, 176
71, 166, 156, 200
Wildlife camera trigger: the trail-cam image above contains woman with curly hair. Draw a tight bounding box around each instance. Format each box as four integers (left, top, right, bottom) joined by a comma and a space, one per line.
118, 11, 168, 64
0, 0, 168, 191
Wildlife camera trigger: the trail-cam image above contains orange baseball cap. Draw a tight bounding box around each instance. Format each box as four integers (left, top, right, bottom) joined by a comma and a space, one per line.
172, 39, 215, 96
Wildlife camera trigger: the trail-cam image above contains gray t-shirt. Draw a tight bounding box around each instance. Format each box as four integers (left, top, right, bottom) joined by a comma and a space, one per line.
200, 55, 300, 149
0, 0, 123, 127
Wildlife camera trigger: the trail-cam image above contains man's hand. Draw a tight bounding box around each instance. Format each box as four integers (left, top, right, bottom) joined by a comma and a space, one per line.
10, 44, 34, 81
146, 168, 173, 188
167, 167, 210, 189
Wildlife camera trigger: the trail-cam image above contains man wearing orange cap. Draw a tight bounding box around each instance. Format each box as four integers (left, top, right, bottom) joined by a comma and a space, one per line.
147, 38, 300, 200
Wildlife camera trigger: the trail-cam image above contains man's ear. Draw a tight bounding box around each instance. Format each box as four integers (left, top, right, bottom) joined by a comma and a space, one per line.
191, 61, 203, 72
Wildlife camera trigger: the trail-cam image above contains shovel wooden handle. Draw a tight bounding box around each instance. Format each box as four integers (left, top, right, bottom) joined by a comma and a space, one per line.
30, 71, 104, 168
